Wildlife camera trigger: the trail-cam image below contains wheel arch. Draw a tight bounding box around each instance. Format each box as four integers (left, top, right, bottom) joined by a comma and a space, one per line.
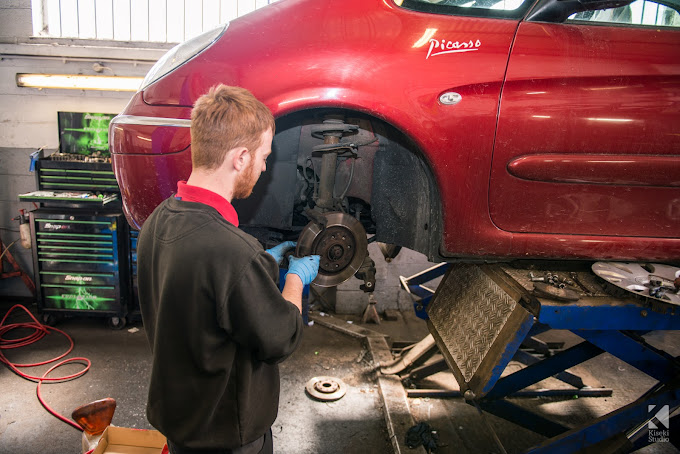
272, 106, 445, 261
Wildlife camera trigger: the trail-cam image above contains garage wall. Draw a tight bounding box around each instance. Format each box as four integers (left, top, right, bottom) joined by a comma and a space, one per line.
0, 0, 168, 297
1, 0, 32, 41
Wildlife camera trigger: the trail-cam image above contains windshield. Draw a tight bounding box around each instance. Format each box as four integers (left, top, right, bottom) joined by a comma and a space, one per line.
395, 0, 536, 18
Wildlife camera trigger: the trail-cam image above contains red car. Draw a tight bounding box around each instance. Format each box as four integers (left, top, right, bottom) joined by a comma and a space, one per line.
111, 0, 680, 285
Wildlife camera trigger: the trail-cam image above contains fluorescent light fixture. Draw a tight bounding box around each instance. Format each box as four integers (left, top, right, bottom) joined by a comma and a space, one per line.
16, 73, 143, 91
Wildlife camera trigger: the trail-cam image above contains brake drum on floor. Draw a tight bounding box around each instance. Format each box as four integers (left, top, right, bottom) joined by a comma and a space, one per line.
305, 376, 347, 401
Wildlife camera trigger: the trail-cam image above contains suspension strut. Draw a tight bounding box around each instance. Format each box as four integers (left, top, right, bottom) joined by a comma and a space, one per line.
297, 117, 379, 295
310, 118, 358, 211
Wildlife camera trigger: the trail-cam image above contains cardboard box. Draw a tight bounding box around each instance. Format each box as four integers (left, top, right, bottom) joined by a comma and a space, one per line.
92, 426, 166, 454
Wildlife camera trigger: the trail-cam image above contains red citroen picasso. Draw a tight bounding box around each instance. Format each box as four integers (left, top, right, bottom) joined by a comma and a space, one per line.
111, 0, 680, 286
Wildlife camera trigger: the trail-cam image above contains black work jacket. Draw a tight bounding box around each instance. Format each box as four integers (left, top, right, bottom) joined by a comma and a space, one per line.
137, 197, 303, 450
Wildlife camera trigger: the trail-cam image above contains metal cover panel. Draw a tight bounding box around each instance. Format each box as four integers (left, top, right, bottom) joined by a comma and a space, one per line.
427, 264, 534, 396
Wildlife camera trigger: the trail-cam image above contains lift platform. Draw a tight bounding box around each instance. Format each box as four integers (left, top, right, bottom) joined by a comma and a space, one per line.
392, 262, 680, 453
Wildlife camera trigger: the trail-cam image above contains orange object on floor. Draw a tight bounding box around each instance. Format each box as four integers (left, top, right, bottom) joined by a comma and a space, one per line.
72, 398, 117, 436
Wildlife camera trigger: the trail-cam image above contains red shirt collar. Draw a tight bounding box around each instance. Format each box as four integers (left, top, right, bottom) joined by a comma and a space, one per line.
175, 181, 239, 227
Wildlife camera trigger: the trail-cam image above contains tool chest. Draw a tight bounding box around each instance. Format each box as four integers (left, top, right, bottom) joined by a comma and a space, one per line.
20, 150, 134, 329
30, 209, 130, 328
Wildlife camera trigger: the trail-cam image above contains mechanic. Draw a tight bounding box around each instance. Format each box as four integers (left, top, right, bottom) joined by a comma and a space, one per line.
137, 84, 320, 454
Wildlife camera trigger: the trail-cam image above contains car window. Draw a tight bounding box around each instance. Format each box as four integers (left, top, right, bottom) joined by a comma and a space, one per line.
395, 0, 536, 19
567, 0, 680, 27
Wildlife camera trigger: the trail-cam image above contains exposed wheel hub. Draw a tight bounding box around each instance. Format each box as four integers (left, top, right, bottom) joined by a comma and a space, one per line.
296, 212, 367, 287
317, 226, 355, 272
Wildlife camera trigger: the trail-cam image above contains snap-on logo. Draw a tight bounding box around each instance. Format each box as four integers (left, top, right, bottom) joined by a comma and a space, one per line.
427, 38, 482, 59
65, 275, 93, 282
44, 223, 69, 230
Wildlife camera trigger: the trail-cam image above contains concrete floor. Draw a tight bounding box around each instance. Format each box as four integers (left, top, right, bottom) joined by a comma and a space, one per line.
0, 301, 397, 454
1, 299, 679, 454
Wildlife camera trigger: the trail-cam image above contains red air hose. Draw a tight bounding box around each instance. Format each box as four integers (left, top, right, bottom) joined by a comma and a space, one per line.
0, 304, 91, 431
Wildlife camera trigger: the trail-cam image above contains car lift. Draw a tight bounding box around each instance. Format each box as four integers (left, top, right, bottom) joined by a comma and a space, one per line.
390, 262, 680, 453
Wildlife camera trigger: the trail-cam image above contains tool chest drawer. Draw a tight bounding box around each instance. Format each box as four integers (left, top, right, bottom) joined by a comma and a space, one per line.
39, 270, 118, 286
39, 283, 119, 311
33, 215, 121, 273
36, 164, 119, 193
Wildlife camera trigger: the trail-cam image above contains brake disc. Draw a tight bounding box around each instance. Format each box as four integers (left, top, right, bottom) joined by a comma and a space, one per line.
296, 211, 368, 287
592, 262, 680, 306
305, 376, 347, 401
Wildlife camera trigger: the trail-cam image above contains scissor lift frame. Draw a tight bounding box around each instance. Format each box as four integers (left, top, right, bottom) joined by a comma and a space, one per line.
398, 263, 680, 453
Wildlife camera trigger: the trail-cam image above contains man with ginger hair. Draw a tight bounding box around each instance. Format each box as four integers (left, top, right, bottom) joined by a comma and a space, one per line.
137, 84, 320, 454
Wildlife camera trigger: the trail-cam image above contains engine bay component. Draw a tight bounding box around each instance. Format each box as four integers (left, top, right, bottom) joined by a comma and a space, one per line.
592, 262, 680, 306
305, 376, 347, 401
296, 211, 368, 287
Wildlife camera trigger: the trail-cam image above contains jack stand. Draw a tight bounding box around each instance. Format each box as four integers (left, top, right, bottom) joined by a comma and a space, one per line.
361, 293, 381, 324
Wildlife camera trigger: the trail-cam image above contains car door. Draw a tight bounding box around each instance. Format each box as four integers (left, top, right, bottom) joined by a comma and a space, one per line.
489, 0, 680, 238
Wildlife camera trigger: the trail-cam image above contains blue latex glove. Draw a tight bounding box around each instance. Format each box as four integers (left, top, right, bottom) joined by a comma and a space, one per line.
287, 255, 320, 286
265, 241, 297, 265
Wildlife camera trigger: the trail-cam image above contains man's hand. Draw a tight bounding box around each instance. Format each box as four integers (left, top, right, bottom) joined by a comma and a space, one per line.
287, 255, 320, 286
265, 241, 296, 265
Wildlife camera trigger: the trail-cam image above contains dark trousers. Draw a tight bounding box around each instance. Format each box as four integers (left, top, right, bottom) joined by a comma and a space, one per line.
168, 429, 273, 454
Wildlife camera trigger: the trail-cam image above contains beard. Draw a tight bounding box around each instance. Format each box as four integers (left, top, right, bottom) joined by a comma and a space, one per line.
233, 160, 258, 199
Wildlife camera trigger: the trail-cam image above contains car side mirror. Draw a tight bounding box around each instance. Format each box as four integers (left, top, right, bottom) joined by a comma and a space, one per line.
526, 0, 634, 22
